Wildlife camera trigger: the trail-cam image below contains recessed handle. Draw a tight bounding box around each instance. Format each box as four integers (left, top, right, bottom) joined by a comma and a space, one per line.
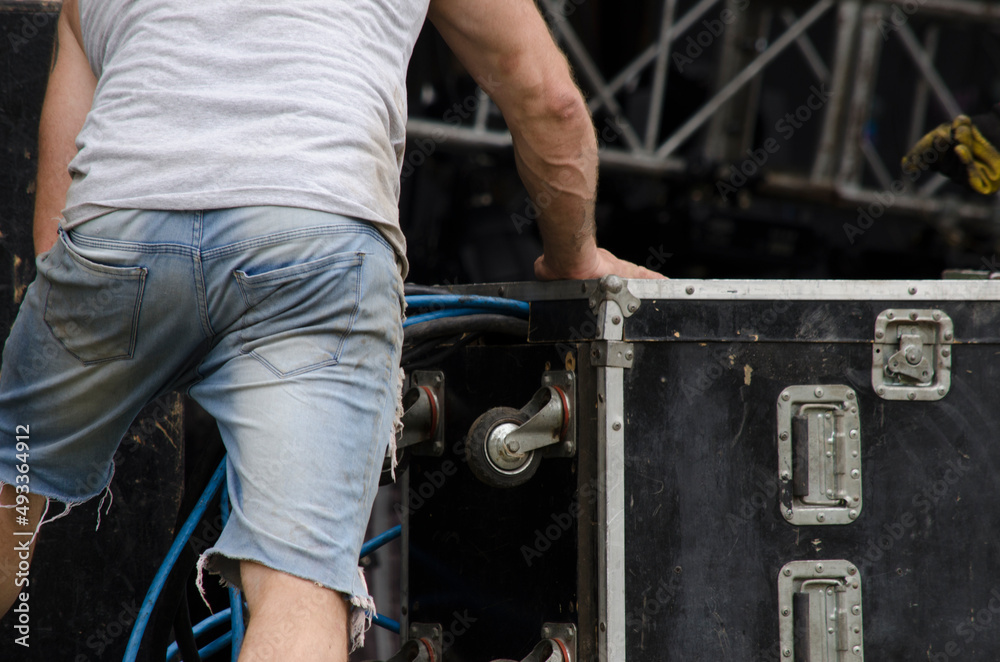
778, 386, 862, 526
779, 560, 864, 661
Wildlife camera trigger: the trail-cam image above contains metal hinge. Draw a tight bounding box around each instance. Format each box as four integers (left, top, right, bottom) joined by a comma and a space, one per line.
872, 309, 953, 401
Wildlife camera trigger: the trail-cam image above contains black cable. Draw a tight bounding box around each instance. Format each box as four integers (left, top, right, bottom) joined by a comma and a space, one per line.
402, 333, 465, 366
403, 283, 454, 296
402, 332, 478, 371
172, 585, 202, 662
404, 314, 527, 345
146, 538, 198, 660
404, 332, 484, 372
146, 402, 227, 660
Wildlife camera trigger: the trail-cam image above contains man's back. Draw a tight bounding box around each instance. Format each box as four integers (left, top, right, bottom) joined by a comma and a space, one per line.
67, 0, 430, 274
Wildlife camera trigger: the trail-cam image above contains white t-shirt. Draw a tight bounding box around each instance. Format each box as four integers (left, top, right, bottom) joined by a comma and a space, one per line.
66, 0, 431, 277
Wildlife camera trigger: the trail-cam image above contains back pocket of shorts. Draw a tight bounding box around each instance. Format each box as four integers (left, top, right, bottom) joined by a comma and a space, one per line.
234, 251, 364, 378
43, 236, 147, 364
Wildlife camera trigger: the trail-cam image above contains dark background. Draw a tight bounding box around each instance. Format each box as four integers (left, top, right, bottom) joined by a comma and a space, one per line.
399, 0, 1000, 285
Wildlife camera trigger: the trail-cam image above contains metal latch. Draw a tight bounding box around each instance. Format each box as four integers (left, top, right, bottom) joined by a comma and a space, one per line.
872, 309, 953, 401
777, 386, 861, 526
778, 560, 863, 661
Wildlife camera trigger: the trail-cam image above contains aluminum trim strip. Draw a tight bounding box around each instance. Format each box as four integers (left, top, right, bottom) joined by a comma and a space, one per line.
595, 362, 626, 661
450, 280, 1000, 302
595, 299, 626, 660
627, 279, 1000, 301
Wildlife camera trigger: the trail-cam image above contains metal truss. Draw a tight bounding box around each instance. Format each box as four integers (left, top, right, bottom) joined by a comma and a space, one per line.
407, 0, 1000, 225
764, 0, 1000, 224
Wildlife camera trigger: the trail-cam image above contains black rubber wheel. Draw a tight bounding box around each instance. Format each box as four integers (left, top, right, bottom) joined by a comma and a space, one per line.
465, 406, 540, 488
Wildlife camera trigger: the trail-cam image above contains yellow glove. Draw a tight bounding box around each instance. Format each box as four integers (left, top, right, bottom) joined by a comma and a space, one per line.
902, 111, 1000, 195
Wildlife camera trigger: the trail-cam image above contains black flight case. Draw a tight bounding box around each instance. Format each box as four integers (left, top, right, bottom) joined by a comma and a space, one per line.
399, 277, 1000, 662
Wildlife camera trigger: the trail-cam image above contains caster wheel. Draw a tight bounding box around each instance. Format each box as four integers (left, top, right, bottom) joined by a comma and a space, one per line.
465, 407, 540, 488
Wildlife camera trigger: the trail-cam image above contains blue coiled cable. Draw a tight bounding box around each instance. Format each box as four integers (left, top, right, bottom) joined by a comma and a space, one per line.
135, 294, 525, 660
164, 609, 232, 662
360, 524, 401, 558
149, 502, 403, 659
219, 478, 245, 661
124, 459, 227, 662
404, 294, 529, 318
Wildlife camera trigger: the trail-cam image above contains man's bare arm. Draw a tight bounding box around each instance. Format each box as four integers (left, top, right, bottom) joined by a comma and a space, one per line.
428, 0, 663, 280
34, 0, 96, 255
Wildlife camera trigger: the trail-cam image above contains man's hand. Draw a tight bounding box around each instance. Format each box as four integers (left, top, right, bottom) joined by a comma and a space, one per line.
903, 109, 1000, 195
534, 247, 666, 281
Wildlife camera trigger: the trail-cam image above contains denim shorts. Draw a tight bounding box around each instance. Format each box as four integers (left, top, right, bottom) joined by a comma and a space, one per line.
0, 206, 404, 631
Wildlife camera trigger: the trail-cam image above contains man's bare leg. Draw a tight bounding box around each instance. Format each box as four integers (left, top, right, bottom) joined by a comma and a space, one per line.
0, 485, 47, 615
238, 560, 350, 662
